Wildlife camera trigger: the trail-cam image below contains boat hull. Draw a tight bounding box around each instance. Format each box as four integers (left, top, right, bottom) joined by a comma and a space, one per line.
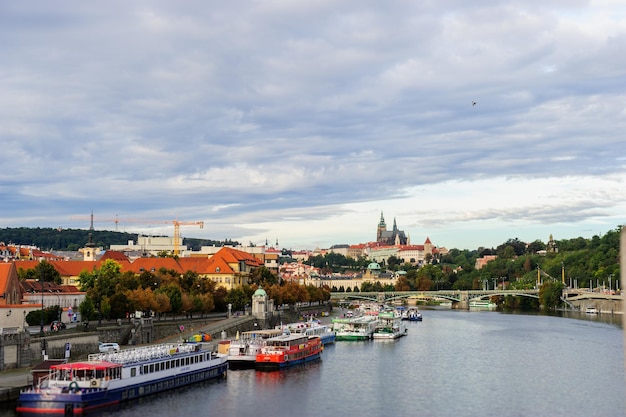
227, 357, 257, 370
334, 333, 372, 341
17, 364, 227, 415
255, 351, 321, 371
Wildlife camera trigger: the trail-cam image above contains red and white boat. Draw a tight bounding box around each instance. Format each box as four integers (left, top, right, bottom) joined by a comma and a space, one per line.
255, 334, 322, 370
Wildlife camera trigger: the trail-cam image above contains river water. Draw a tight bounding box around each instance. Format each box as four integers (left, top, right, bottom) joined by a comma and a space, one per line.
4, 309, 625, 417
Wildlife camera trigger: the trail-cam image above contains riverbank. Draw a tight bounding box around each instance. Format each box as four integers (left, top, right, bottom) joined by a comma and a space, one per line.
0, 315, 258, 404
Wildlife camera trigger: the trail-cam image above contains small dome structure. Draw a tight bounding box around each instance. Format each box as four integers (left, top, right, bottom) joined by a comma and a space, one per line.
253, 287, 267, 297
367, 262, 381, 271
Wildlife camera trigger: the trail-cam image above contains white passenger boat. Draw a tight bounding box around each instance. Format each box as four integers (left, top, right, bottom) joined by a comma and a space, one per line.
280, 319, 336, 345
17, 343, 227, 416
373, 310, 407, 339
585, 307, 599, 314
332, 314, 378, 341
227, 329, 283, 369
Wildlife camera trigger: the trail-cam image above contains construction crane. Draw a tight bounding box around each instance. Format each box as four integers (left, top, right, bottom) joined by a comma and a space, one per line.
70, 214, 204, 255
171, 220, 204, 255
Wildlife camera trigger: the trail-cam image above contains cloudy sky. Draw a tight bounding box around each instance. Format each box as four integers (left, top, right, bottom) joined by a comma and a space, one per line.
2, 1, 625, 251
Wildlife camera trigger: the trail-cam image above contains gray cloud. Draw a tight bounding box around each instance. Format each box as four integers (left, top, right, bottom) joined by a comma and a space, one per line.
1, 0, 625, 248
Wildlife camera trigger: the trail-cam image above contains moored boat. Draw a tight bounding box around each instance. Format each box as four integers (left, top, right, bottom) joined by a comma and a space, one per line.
407, 308, 422, 321
585, 306, 599, 314
255, 334, 322, 370
227, 329, 283, 369
373, 310, 407, 339
16, 343, 227, 416
280, 319, 336, 345
332, 315, 378, 341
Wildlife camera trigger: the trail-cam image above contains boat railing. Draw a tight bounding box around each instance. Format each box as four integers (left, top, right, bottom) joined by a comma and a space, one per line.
88, 343, 200, 365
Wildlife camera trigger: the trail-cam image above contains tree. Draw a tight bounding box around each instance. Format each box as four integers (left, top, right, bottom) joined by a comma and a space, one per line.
79, 296, 96, 322
162, 284, 183, 315
539, 281, 565, 310
249, 266, 278, 286
108, 292, 132, 319
395, 276, 411, 291
153, 292, 171, 319
225, 287, 248, 311
22, 260, 62, 284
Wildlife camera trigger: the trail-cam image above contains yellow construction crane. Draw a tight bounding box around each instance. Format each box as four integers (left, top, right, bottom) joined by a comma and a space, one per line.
171, 220, 204, 255
71, 214, 204, 255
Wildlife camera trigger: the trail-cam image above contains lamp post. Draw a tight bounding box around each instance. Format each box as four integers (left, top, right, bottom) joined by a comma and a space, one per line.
55, 294, 61, 322
40, 265, 45, 336
536, 265, 541, 288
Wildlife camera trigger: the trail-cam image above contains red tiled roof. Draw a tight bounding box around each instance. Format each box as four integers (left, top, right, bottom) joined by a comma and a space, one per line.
177, 257, 214, 274
205, 256, 235, 274
213, 247, 263, 267
0, 263, 14, 294
100, 250, 130, 262
50, 261, 101, 277
398, 245, 425, 251
126, 258, 184, 274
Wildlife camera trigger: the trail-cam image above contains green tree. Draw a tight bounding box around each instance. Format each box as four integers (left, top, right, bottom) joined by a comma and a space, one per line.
225, 287, 249, 311
539, 281, 565, 310
32, 260, 62, 284
162, 284, 183, 315
249, 266, 279, 286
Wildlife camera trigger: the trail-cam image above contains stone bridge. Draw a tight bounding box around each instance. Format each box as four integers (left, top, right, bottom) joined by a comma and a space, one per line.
330, 289, 623, 311
330, 289, 541, 309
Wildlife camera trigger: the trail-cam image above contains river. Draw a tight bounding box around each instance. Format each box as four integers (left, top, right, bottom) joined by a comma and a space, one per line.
3, 309, 624, 417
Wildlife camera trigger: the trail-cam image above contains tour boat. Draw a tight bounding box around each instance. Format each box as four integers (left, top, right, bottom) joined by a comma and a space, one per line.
227, 329, 283, 369
585, 306, 599, 314
407, 308, 422, 321
279, 319, 336, 345
255, 334, 322, 370
372, 310, 407, 339
331, 315, 378, 341
16, 343, 228, 416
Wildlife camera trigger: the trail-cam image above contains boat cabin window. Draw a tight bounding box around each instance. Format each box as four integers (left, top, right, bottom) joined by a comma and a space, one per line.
131, 367, 136, 377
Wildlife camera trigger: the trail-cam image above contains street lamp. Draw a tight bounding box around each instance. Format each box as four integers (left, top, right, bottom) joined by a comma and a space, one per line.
40, 264, 45, 336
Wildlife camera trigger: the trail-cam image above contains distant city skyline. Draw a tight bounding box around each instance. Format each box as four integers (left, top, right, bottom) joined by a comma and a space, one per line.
2, 2, 624, 251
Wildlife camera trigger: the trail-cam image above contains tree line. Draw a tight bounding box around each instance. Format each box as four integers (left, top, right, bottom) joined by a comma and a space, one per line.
0, 227, 239, 251
21, 260, 330, 325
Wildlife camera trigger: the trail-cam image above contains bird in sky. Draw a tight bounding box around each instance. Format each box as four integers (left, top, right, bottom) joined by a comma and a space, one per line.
472, 101, 477, 106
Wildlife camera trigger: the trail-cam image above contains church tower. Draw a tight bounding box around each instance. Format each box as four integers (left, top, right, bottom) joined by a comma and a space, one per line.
82, 211, 97, 261
377, 212, 387, 242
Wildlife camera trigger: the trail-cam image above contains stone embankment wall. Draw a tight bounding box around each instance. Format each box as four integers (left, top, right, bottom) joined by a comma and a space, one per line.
569, 298, 622, 313
2, 306, 331, 370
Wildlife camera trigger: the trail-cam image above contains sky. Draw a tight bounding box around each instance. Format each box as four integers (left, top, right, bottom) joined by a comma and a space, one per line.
1, 1, 625, 251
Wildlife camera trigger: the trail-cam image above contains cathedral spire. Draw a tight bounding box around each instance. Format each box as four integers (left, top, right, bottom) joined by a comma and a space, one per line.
378, 211, 386, 227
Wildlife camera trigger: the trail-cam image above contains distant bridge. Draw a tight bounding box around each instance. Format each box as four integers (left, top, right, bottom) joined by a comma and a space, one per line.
329, 289, 542, 309
330, 289, 623, 311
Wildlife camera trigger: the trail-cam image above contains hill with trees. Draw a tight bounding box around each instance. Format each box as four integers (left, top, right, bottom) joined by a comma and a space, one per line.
305, 227, 621, 295
0, 227, 239, 251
